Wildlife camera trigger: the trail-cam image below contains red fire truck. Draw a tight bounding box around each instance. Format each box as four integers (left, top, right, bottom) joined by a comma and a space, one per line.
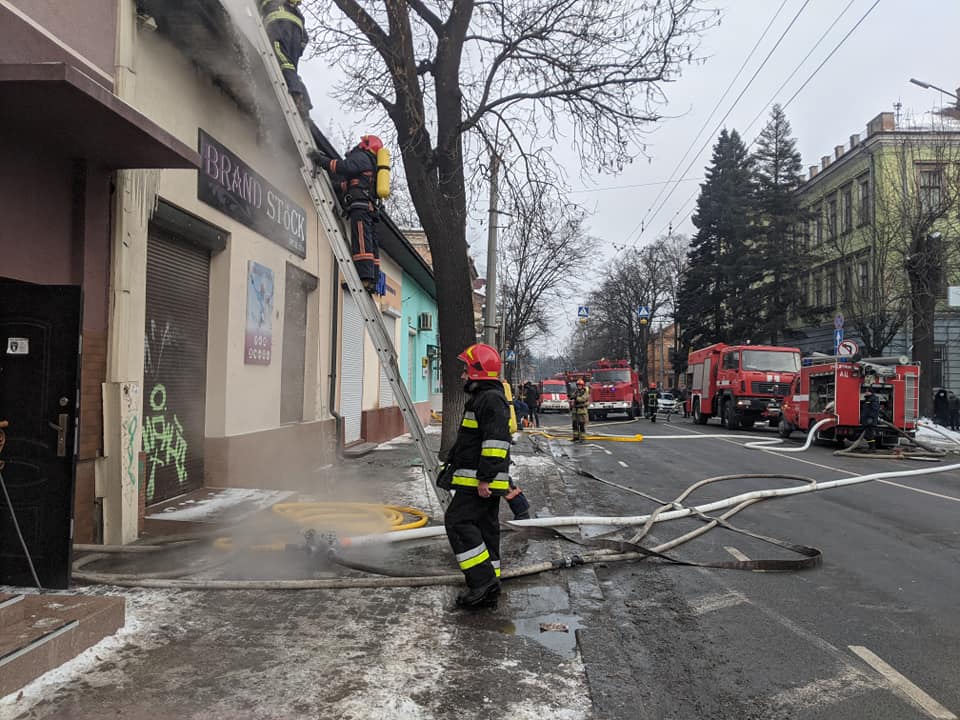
686, 343, 801, 429
778, 355, 919, 447
585, 359, 642, 420
539, 378, 569, 413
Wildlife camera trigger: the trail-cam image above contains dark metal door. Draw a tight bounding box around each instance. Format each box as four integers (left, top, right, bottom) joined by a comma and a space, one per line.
0, 279, 81, 589
144, 229, 209, 504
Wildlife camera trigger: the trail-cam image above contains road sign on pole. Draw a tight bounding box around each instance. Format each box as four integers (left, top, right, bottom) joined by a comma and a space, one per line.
834, 328, 843, 354
834, 313, 844, 330
838, 340, 858, 356
637, 305, 650, 320
577, 306, 589, 318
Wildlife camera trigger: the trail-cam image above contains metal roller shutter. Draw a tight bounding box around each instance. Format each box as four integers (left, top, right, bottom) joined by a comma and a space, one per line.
143, 228, 210, 503
378, 314, 395, 408
340, 293, 364, 444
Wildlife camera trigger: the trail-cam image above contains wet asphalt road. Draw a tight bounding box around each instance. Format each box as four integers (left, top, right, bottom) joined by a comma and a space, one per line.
533, 410, 960, 720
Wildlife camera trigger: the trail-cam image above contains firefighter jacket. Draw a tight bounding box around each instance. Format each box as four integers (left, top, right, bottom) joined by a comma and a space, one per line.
646, 389, 658, 411
860, 393, 880, 426
260, 1, 309, 96
572, 387, 590, 417
325, 146, 377, 208
439, 381, 512, 496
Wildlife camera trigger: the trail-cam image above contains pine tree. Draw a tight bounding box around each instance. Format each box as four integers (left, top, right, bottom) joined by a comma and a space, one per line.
751, 105, 807, 345
678, 129, 758, 347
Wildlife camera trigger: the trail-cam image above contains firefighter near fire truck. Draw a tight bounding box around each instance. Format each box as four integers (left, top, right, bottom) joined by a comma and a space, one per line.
570, 380, 590, 441
644, 383, 659, 422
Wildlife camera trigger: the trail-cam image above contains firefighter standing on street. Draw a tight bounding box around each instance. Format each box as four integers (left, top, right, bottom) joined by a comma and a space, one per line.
437, 343, 512, 609
860, 386, 881, 451
260, 0, 311, 116
570, 379, 590, 441
645, 383, 659, 422
310, 137, 383, 293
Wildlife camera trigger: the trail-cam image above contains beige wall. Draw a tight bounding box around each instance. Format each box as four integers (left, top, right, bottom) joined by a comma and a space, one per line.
129, 27, 331, 438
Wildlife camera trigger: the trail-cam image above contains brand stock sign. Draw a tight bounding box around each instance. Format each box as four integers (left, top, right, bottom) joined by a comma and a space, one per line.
197, 130, 307, 258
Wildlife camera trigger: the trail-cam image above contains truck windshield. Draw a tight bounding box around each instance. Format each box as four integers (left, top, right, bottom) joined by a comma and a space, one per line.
543, 382, 565, 390
592, 369, 631, 383
741, 350, 800, 372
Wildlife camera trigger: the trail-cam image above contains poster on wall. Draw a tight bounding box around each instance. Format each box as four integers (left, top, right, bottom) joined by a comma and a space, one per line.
245, 261, 274, 365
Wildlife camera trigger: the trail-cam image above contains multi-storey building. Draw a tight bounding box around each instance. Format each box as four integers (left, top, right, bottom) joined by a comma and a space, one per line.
788, 111, 960, 389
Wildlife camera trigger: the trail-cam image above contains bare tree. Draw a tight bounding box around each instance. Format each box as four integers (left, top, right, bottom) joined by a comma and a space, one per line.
880, 128, 960, 415
302, 0, 716, 450
499, 196, 593, 383
584, 239, 675, 381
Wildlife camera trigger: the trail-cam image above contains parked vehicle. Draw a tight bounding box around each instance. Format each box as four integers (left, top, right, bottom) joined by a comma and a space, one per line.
656, 391, 677, 415
779, 355, 919, 447
585, 359, 642, 420
539, 379, 569, 413
686, 343, 801, 429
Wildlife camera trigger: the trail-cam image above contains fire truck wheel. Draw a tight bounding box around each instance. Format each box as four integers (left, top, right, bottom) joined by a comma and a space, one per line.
723, 401, 740, 430
693, 400, 708, 425
778, 419, 792, 439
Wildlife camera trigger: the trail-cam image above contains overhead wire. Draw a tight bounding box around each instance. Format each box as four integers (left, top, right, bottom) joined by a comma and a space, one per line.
636, 0, 813, 244
663, 0, 884, 238
623, 0, 791, 245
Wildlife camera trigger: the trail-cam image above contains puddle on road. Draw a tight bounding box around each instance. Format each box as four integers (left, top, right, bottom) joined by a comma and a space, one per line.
497, 613, 583, 658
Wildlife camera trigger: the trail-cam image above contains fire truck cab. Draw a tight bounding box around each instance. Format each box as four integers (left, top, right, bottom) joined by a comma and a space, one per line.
539, 378, 569, 413
779, 356, 919, 447
686, 343, 801, 429
586, 359, 642, 420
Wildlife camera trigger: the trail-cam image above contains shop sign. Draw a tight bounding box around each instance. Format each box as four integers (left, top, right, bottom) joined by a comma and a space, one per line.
245, 261, 274, 365
198, 130, 307, 257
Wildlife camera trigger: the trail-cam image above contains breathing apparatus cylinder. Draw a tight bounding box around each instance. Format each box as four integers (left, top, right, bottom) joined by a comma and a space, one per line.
375, 147, 391, 199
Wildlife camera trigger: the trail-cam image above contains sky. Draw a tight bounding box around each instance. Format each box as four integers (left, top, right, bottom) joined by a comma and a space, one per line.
299, 0, 960, 352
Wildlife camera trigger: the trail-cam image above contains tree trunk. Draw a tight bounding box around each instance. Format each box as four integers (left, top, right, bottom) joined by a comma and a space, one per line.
910, 279, 937, 420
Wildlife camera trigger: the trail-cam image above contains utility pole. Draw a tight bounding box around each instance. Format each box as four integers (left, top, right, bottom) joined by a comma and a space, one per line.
483, 148, 500, 347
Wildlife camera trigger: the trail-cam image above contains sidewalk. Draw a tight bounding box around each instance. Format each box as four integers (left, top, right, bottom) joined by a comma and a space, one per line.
0, 431, 595, 720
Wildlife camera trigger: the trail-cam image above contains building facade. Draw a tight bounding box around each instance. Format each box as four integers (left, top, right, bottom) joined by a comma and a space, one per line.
789, 111, 960, 389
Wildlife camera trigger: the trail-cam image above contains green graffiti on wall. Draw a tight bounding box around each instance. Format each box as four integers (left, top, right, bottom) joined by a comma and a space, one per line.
143, 384, 188, 501
123, 413, 139, 487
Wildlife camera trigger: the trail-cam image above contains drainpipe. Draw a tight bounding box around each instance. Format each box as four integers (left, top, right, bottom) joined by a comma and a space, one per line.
328, 264, 344, 459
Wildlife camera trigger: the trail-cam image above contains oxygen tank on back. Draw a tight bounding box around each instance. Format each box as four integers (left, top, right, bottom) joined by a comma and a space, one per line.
375, 147, 391, 199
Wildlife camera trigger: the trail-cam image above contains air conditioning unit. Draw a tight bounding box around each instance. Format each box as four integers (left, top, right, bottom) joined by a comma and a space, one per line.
417, 312, 433, 331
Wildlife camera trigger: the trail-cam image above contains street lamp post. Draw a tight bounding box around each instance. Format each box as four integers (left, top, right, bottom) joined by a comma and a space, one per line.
910, 78, 960, 121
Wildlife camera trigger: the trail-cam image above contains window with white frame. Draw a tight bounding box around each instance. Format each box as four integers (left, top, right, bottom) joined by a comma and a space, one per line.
918, 165, 943, 215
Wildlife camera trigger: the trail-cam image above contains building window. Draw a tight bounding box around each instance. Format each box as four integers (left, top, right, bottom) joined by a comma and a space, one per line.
843, 263, 854, 303
800, 276, 809, 307
858, 178, 870, 225
815, 208, 823, 246
918, 166, 943, 215
827, 265, 837, 307
842, 186, 853, 233
814, 274, 823, 307
932, 344, 945, 389
859, 260, 869, 293
828, 197, 838, 240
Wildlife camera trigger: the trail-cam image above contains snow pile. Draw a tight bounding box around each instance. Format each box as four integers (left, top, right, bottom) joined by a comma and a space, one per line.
145, 488, 292, 521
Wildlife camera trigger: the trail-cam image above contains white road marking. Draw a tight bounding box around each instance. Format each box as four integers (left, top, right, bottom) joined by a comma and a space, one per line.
768, 667, 878, 712
849, 645, 957, 720
617, 460, 629, 468
724, 546, 750, 562
689, 590, 749, 615
875, 479, 960, 503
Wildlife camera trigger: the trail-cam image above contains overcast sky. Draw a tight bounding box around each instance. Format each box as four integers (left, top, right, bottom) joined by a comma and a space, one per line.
300, 0, 960, 351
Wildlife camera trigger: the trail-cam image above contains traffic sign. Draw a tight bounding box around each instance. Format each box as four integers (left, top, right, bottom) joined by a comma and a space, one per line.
637, 305, 650, 319
838, 340, 858, 357
577, 305, 589, 318
504, 349, 517, 363
833, 328, 843, 354
834, 313, 844, 330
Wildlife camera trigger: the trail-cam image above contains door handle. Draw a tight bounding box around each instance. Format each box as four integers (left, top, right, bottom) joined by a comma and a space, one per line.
48, 413, 69, 457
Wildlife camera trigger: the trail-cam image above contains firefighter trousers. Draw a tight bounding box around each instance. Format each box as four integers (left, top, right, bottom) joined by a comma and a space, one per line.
347, 207, 379, 283
444, 490, 501, 589
572, 414, 587, 440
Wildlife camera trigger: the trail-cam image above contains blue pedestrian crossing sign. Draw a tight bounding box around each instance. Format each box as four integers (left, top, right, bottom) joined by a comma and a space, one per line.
504, 349, 517, 363
577, 306, 589, 318
637, 306, 650, 319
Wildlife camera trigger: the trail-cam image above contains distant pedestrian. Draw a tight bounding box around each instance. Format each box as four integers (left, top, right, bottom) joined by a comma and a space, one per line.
949, 391, 960, 432
934, 388, 950, 427
523, 382, 541, 428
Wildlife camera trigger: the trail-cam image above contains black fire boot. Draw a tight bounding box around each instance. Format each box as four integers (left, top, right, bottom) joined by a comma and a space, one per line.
456, 579, 501, 609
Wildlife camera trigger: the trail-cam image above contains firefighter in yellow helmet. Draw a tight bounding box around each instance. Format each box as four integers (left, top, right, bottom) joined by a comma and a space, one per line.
436, 343, 511, 608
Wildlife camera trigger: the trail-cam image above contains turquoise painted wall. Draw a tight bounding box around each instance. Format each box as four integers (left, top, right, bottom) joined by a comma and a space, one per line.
400, 274, 439, 403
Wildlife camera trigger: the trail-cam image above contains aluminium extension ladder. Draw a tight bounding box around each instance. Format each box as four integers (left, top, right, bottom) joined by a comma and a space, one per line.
237, 2, 447, 508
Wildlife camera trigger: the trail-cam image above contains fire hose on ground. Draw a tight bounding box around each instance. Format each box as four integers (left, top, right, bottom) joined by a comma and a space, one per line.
72, 420, 960, 590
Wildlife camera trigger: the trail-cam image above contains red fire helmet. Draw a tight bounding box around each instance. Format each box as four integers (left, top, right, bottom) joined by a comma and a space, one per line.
458, 343, 501, 380
359, 135, 383, 153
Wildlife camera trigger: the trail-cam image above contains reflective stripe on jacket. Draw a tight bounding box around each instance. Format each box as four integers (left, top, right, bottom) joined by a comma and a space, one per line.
439, 382, 512, 496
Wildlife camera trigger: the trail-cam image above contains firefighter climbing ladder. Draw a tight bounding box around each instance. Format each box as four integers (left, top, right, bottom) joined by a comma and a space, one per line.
239, 2, 447, 508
